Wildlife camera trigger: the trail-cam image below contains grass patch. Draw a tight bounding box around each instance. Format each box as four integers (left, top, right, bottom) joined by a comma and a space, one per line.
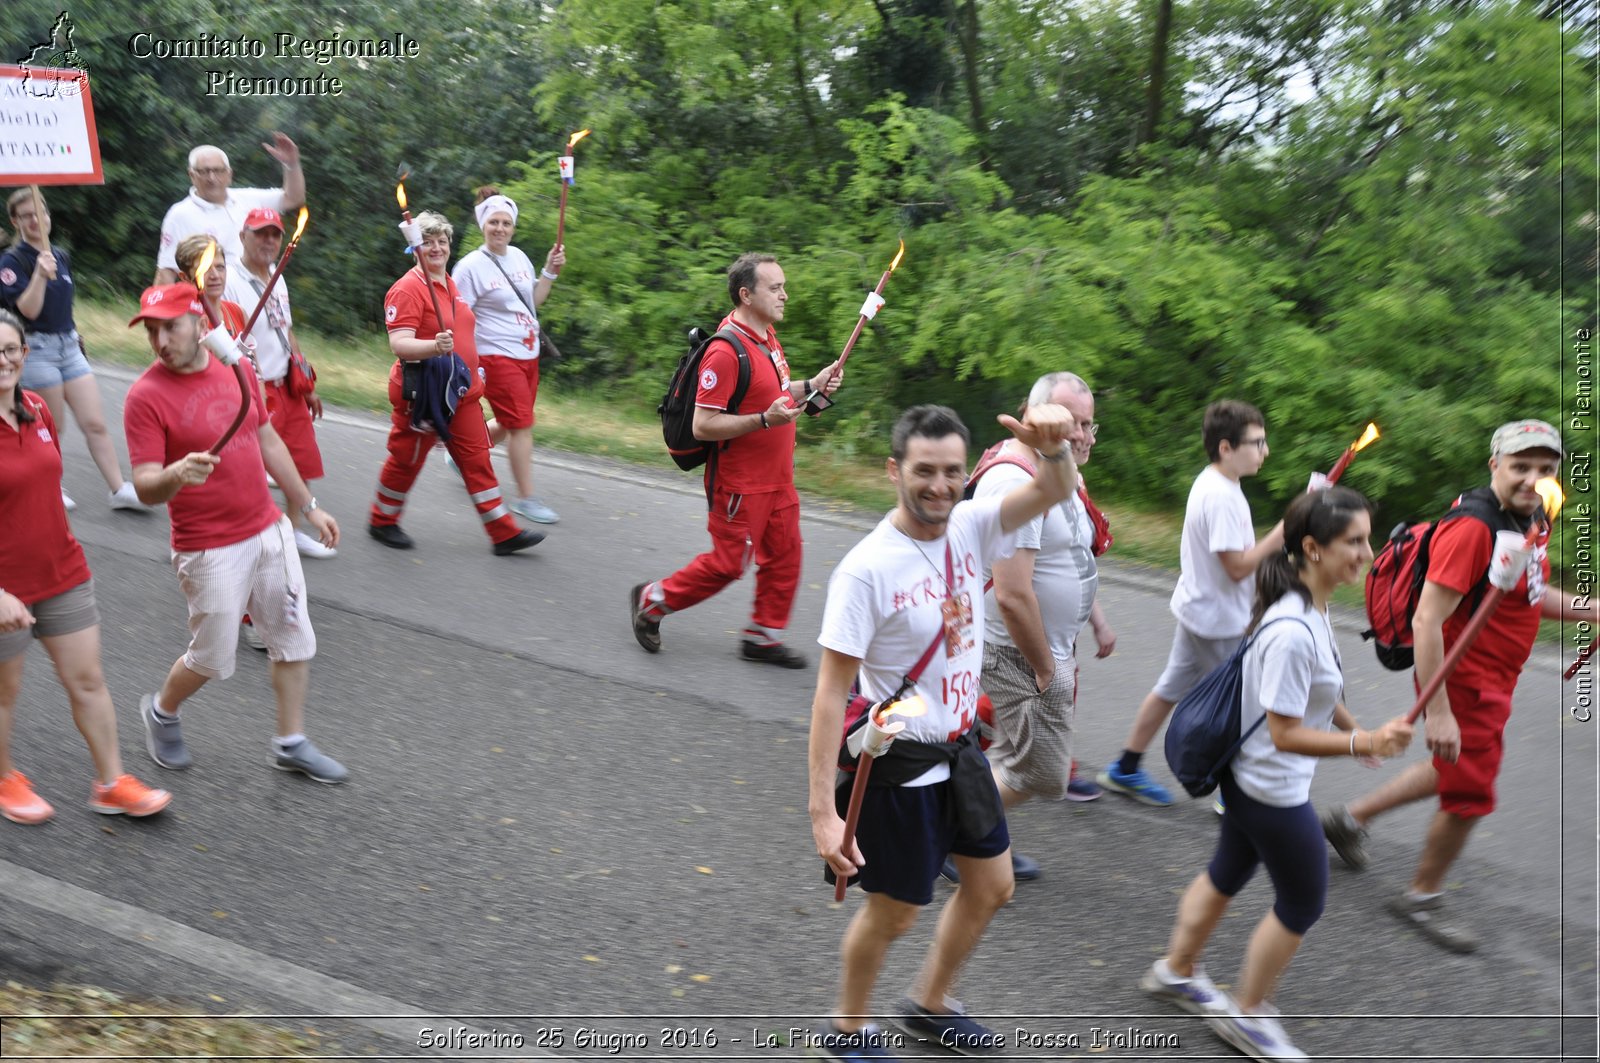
0, 981, 323, 1057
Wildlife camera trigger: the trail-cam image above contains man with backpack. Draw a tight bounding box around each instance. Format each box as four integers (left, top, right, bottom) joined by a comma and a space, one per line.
807, 402, 1079, 1059
967, 372, 1112, 881
1322, 419, 1593, 953
630, 253, 841, 667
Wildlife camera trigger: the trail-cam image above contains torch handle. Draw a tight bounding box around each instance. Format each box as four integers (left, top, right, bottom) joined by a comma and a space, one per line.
1326, 447, 1356, 485
556, 183, 569, 250
833, 755, 876, 901
208, 361, 255, 455
1566, 640, 1597, 682
30, 185, 49, 254
238, 244, 297, 341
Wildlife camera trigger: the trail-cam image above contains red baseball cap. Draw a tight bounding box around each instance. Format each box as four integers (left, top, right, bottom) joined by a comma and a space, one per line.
243, 207, 283, 232
128, 284, 205, 325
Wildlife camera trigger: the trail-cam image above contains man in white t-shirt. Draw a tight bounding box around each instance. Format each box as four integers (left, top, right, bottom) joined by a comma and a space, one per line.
808, 401, 1077, 1059
222, 208, 330, 560
969, 372, 1111, 882
154, 136, 305, 285
1097, 400, 1285, 807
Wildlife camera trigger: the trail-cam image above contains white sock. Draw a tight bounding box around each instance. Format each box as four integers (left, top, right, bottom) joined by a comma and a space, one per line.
273, 733, 306, 752
151, 695, 178, 721
1406, 889, 1444, 902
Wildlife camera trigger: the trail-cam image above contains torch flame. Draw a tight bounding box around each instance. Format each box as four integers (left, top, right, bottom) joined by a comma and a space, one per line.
1353, 422, 1380, 452
192, 239, 217, 290
395, 182, 408, 211
1535, 477, 1565, 521
888, 239, 906, 273
567, 128, 591, 149
875, 694, 927, 723
291, 206, 309, 242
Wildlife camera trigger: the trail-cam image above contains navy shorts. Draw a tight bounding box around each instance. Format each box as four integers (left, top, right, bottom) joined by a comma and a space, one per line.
831, 777, 1010, 906
1206, 773, 1327, 936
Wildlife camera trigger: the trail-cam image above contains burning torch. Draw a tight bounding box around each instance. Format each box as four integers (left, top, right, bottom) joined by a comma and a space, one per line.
238, 207, 309, 341
1326, 422, 1380, 484
395, 165, 447, 333
834, 695, 926, 901
189, 241, 254, 453
555, 128, 591, 250
1405, 478, 1564, 725
804, 240, 905, 416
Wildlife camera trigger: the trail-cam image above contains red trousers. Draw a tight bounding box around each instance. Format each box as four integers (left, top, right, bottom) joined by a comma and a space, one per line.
370, 374, 521, 545
263, 380, 324, 481
658, 483, 802, 632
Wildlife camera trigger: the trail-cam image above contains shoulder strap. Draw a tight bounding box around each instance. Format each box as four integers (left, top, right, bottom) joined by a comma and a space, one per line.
478, 247, 538, 317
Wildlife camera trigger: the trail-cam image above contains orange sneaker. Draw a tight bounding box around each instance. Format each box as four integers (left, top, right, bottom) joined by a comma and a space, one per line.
90, 774, 173, 817
0, 770, 55, 824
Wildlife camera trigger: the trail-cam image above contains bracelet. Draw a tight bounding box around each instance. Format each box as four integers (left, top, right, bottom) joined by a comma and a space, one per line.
1349, 729, 1359, 756
540, 268, 559, 281
1038, 449, 1067, 463
759, 412, 769, 430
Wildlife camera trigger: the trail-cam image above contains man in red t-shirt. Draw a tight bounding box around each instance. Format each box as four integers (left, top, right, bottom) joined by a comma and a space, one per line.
629, 254, 842, 667
1322, 419, 1594, 953
123, 283, 348, 784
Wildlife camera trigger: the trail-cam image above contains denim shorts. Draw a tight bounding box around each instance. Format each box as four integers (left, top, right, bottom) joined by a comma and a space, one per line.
20, 330, 92, 390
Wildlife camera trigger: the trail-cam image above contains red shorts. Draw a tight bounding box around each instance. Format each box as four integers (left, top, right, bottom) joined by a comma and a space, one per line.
479, 355, 540, 430
1432, 681, 1514, 818
263, 380, 324, 481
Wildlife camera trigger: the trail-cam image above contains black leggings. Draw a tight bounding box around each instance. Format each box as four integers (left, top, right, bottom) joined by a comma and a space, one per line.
1205, 773, 1327, 936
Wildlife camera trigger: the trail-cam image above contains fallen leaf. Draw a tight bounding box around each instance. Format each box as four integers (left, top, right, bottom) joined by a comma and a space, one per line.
211, 911, 228, 920
208, 994, 226, 1003
695, 866, 714, 875
490, 747, 505, 753
583, 955, 602, 964
665, 964, 683, 975
690, 974, 711, 984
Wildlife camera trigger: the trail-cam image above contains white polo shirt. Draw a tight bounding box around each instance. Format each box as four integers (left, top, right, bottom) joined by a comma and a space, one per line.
157, 187, 286, 273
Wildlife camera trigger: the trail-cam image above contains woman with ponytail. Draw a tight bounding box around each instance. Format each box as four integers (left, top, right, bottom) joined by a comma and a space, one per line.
0, 309, 171, 825
1143, 486, 1413, 1061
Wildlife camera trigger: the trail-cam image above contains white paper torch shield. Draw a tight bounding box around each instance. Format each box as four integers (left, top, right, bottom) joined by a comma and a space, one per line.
200, 325, 242, 366
559, 156, 575, 182
1488, 530, 1531, 592
859, 291, 886, 320
398, 219, 422, 247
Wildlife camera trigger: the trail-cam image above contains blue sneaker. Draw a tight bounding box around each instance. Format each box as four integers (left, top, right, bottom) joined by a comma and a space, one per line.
893, 996, 1001, 1056
1065, 773, 1103, 801
1096, 762, 1174, 806
806, 1023, 902, 1061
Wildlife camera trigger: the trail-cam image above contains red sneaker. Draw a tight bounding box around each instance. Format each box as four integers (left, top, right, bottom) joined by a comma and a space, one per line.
0, 770, 55, 824
90, 774, 173, 817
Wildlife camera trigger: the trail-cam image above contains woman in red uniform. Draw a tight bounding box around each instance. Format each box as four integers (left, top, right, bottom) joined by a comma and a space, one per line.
367, 211, 542, 555
0, 308, 172, 823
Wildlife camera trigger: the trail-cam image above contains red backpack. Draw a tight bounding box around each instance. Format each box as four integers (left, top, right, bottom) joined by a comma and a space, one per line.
963, 441, 1113, 556
1363, 486, 1522, 670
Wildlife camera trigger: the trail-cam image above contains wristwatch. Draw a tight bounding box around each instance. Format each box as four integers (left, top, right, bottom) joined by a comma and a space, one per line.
300, 497, 320, 516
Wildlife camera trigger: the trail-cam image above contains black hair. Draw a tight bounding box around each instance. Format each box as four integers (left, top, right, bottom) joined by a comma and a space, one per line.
727, 253, 778, 308
1247, 485, 1371, 633
0, 309, 35, 424
1203, 399, 1265, 462
890, 404, 969, 461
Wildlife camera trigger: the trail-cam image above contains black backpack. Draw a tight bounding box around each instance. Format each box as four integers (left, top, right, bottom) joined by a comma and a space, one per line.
659, 326, 750, 472
1164, 617, 1311, 798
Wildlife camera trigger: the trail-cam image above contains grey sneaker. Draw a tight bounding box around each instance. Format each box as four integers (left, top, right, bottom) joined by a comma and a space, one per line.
142, 694, 192, 770
274, 739, 349, 784
1387, 892, 1479, 953
1321, 803, 1369, 870
1141, 958, 1226, 1015
509, 496, 560, 524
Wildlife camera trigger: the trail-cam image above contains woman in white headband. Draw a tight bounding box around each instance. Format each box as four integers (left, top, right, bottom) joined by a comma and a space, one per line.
450, 187, 567, 524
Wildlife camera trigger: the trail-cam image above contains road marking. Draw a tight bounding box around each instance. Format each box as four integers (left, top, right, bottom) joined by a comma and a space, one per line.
0, 858, 556, 1059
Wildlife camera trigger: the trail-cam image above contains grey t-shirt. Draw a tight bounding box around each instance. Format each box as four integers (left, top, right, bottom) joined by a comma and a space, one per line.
976, 457, 1098, 660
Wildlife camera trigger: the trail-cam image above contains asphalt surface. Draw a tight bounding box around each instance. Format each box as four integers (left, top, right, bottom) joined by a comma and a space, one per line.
0, 365, 1593, 1062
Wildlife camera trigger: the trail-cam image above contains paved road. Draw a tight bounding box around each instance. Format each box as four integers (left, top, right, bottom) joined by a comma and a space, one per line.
1, 366, 1593, 1061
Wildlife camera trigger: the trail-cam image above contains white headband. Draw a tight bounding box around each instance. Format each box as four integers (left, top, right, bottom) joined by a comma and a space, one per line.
474, 195, 518, 231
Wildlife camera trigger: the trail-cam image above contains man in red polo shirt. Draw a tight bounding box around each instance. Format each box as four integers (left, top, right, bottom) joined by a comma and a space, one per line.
124, 283, 348, 783
629, 253, 842, 667
1322, 419, 1594, 953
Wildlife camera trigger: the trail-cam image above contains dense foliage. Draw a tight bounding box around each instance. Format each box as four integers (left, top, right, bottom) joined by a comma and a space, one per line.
6, 0, 1590, 568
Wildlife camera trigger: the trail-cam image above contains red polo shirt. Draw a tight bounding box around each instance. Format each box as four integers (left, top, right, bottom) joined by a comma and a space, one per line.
383, 269, 483, 401
0, 394, 91, 603
695, 315, 796, 493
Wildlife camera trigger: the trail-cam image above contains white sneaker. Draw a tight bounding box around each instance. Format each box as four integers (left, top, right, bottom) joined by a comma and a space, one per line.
1141, 959, 1226, 1015
61, 489, 77, 511
1206, 997, 1310, 1061
266, 473, 279, 489
109, 482, 152, 512
240, 620, 267, 652
509, 496, 559, 524
295, 528, 337, 559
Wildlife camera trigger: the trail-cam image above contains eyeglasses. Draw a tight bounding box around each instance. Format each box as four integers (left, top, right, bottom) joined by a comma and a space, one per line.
0, 344, 26, 362
1082, 422, 1100, 436
190, 166, 229, 177
1238, 436, 1269, 450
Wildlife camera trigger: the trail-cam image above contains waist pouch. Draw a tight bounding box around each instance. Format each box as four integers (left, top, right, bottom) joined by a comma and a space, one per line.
400, 359, 422, 403
836, 731, 1000, 841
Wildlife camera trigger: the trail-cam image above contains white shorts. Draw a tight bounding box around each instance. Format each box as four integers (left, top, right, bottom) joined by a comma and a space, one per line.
1151, 625, 1240, 703
172, 515, 316, 679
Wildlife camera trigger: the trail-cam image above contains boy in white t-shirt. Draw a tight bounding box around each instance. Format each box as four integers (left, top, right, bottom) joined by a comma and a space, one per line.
1098, 400, 1285, 806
